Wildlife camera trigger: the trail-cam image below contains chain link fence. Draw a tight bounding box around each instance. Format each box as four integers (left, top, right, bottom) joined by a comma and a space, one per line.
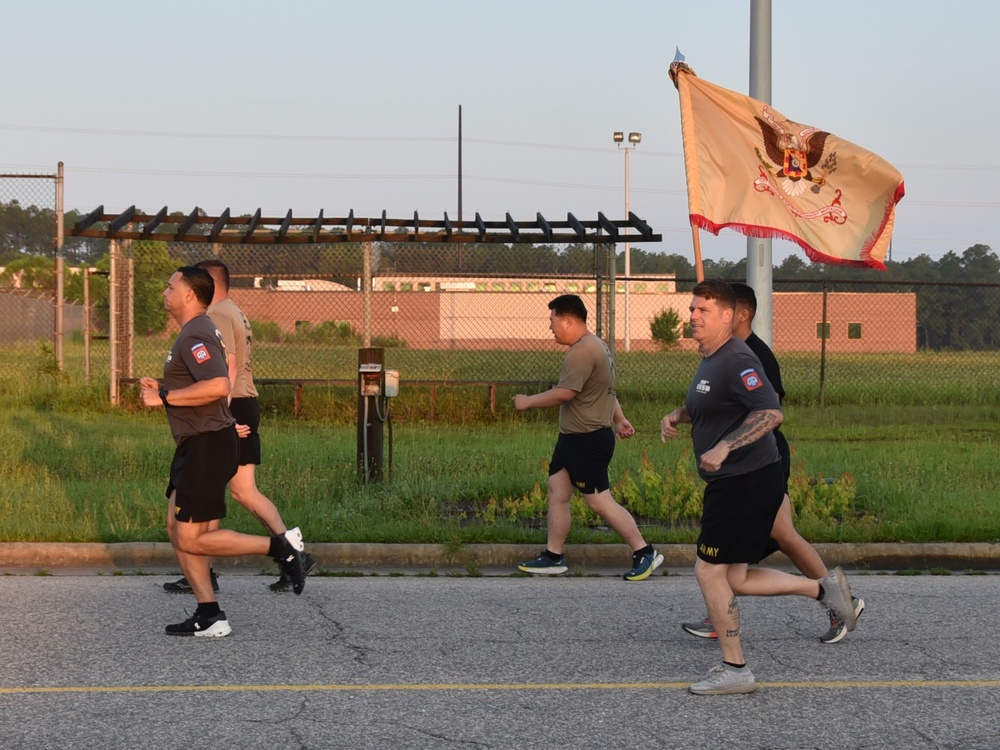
0, 172, 70, 379
2, 218, 998, 409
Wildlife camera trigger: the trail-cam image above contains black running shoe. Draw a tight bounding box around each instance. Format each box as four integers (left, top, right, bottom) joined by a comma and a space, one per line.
270, 552, 318, 592
163, 569, 219, 594
272, 527, 307, 595
165, 610, 231, 637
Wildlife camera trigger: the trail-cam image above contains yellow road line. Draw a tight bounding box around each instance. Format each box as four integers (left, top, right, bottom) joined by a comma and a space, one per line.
1, 679, 998, 695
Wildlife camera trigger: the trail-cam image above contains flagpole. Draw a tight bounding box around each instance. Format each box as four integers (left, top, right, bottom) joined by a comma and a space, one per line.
690, 221, 705, 282
747, 0, 773, 345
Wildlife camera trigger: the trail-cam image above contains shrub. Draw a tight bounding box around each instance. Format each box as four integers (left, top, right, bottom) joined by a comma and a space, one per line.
650, 308, 682, 350
251, 320, 283, 343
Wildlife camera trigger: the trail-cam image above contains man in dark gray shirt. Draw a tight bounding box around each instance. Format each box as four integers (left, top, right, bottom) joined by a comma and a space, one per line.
140, 267, 308, 638
661, 279, 857, 695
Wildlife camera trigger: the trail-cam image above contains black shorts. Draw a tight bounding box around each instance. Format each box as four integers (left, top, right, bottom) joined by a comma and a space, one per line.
697, 461, 785, 564
166, 427, 239, 523
229, 397, 262, 466
549, 428, 615, 495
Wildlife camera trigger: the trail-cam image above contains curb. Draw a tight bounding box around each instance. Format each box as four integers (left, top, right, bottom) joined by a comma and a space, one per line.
1, 542, 998, 574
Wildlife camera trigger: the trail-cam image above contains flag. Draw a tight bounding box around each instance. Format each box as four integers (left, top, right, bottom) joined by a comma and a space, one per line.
670, 62, 904, 270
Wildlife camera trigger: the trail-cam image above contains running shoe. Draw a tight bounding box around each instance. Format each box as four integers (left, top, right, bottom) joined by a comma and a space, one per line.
689, 663, 757, 695
163, 569, 219, 594
270, 552, 318, 592
820, 596, 866, 644
624, 548, 664, 581
165, 610, 231, 638
516, 552, 568, 575
681, 618, 718, 639
272, 527, 307, 595
817, 566, 856, 631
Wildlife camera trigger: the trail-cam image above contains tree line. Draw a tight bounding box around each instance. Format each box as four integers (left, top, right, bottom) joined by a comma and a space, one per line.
0, 201, 996, 349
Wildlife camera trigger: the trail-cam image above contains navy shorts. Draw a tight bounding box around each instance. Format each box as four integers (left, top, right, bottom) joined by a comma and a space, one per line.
229, 397, 262, 466
696, 461, 785, 564
549, 427, 615, 495
166, 427, 239, 523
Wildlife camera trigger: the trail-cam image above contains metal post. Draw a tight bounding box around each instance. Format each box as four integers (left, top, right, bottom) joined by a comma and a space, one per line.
109, 240, 119, 405
84, 268, 91, 383
747, 0, 774, 346
606, 242, 616, 358
623, 145, 631, 352
819, 282, 828, 407
362, 241, 373, 347
53, 162, 65, 371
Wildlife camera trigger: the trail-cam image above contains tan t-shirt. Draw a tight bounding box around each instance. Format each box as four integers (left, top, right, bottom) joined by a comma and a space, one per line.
556, 333, 617, 434
207, 297, 258, 399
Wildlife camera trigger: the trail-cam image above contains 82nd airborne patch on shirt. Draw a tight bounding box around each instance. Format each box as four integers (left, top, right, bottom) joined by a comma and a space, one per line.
190, 342, 212, 363
740, 368, 763, 391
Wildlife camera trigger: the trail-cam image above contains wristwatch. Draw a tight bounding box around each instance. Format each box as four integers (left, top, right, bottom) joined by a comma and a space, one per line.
159, 388, 172, 407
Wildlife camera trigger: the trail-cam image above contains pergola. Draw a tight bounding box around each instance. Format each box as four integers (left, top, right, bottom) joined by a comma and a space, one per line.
71, 206, 661, 246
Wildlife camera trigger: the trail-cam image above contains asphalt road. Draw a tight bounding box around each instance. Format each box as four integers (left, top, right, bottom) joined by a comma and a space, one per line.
1, 571, 997, 749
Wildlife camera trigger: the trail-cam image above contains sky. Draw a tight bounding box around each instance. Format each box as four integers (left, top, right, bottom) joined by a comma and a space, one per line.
1, 0, 997, 266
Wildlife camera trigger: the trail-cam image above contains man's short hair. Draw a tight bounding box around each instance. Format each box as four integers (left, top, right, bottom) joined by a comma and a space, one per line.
194, 258, 230, 291
730, 282, 758, 318
177, 266, 215, 307
547, 294, 587, 323
691, 279, 736, 311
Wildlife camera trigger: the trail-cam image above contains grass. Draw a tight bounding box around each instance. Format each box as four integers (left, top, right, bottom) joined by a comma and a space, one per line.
0, 373, 998, 544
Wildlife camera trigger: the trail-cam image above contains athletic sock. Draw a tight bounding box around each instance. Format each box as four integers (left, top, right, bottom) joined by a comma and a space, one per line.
634, 544, 654, 555
268, 533, 285, 558
723, 661, 747, 670
196, 601, 221, 618
543, 549, 564, 561
816, 583, 826, 602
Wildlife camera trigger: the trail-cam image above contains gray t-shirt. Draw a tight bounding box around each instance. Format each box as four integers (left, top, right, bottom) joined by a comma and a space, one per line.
162, 313, 235, 444
556, 333, 617, 434
207, 297, 258, 399
685, 336, 781, 481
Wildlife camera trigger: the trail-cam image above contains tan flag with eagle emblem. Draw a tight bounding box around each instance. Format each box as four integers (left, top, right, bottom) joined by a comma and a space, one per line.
670, 61, 904, 270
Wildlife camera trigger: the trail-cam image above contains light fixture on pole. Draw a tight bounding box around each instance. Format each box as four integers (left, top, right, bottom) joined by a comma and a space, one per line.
614, 131, 641, 351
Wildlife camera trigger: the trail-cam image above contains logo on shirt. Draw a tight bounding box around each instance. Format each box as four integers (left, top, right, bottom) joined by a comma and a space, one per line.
695, 379, 711, 394
191, 343, 212, 363
740, 368, 763, 391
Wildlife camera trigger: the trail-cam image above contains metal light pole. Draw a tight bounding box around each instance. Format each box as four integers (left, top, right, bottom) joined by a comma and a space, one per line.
614, 131, 640, 351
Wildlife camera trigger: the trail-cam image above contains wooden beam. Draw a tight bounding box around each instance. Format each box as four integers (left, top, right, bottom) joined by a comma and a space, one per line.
312, 209, 324, 242
108, 205, 137, 238
597, 212, 618, 241
346, 208, 355, 236
210, 208, 230, 241
475, 212, 486, 240
141, 207, 168, 239
629, 211, 653, 240
277, 209, 292, 242
536, 212, 552, 242
413, 210, 420, 237
379, 210, 387, 239
175, 207, 201, 239
72, 205, 104, 234
244, 208, 261, 241
443, 211, 452, 238
505, 213, 519, 242
567, 212, 586, 240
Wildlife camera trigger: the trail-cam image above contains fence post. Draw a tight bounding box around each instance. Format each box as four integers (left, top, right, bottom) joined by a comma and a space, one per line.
53, 162, 65, 371
362, 241, 372, 347
109, 239, 120, 405
819, 282, 828, 407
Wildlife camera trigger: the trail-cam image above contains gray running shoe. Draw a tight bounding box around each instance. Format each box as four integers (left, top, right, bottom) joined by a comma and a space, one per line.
681, 617, 718, 639
817, 566, 856, 632
820, 596, 866, 644
689, 664, 757, 695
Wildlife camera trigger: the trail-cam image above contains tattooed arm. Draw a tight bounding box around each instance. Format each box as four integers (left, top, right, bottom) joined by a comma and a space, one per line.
697, 408, 783, 473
